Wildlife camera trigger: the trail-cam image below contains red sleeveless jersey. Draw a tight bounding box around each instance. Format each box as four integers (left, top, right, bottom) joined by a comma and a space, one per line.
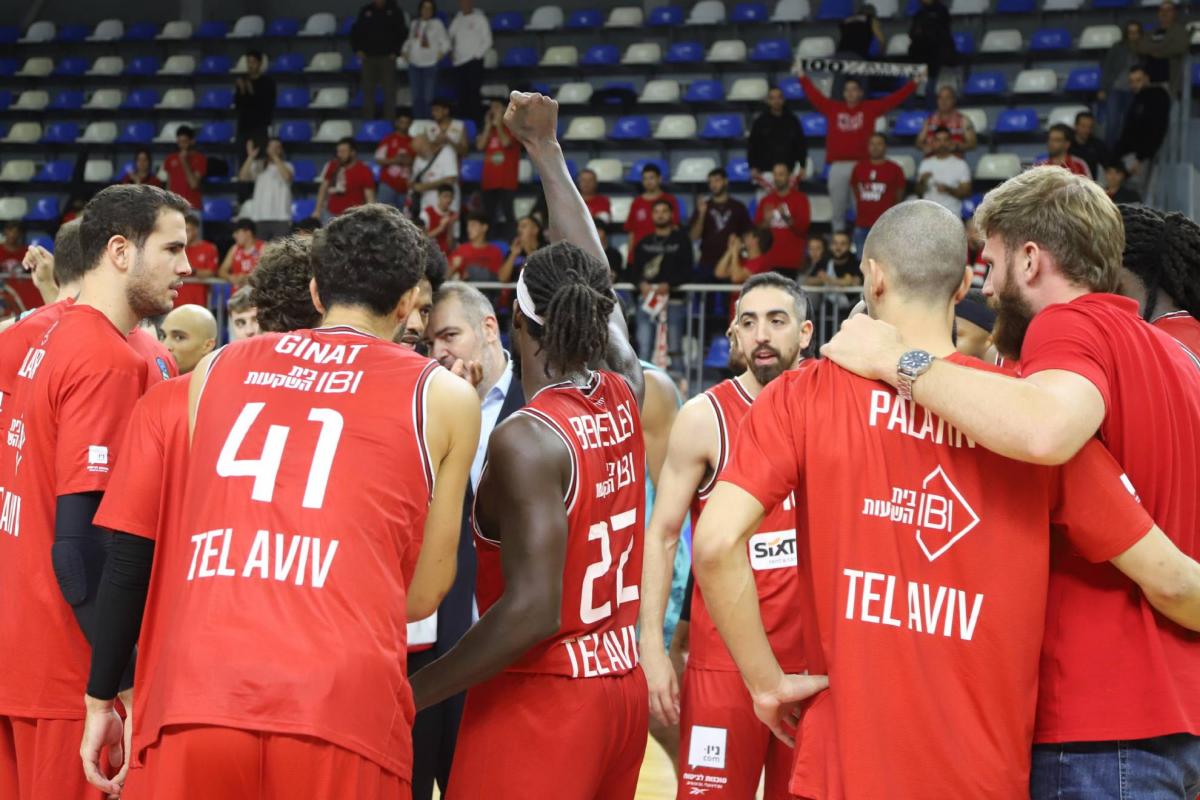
474, 370, 646, 679
138, 326, 439, 780
688, 377, 806, 673
1153, 311, 1200, 359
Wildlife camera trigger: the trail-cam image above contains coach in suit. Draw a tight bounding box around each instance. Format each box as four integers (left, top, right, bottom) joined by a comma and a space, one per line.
409, 281, 525, 800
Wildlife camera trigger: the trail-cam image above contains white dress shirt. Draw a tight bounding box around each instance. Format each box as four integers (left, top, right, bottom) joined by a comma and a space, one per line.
448, 10, 493, 66
472, 354, 514, 491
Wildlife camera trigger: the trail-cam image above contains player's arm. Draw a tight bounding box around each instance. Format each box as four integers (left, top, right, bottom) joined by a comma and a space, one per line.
409, 416, 571, 710
407, 369, 480, 619
639, 398, 716, 726
642, 368, 679, 487
217, 245, 235, 282
313, 174, 330, 219
1110, 529, 1200, 632
821, 316, 1105, 464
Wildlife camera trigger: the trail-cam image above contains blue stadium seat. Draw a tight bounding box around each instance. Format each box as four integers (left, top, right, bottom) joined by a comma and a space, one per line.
339, 16, 355, 35
1093, 0, 1130, 7
731, 2, 770, 22
801, 113, 828, 137
42, 123, 79, 144
1030, 28, 1071, 51
48, 90, 84, 110
501, 47, 538, 68
125, 56, 162, 76
996, 0, 1035, 10
491, 11, 525, 31
664, 41, 704, 64
994, 108, 1039, 134
960, 193, 983, 220
197, 88, 235, 110
350, 87, 385, 110
53, 57, 88, 77
0, 26, 18, 44
626, 158, 669, 182
750, 38, 791, 63
269, 53, 305, 74
24, 197, 60, 223
779, 76, 805, 100
566, 9, 603, 29
727, 158, 752, 183
684, 80, 725, 103
702, 114, 746, 139
197, 121, 234, 144
194, 20, 229, 39
355, 120, 390, 143
122, 89, 161, 110
277, 120, 314, 143
203, 198, 234, 222
816, 0, 854, 20
647, 6, 685, 26
196, 54, 232, 75
581, 45, 620, 67
292, 198, 316, 222
268, 18, 300, 37
704, 336, 731, 369
1065, 67, 1100, 92
953, 31, 975, 54
964, 71, 1007, 96
28, 234, 53, 251
291, 160, 318, 182
0, 90, 11, 111
57, 24, 89, 42
489, 239, 511, 258
124, 21, 158, 40
0, 59, 19, 77
1193, 62, 1200, 88
344, 53, 362, 73
35, 160, 73, 182
116, 121, 155, 144
460, 157, 484, 183
610, 116, 651, 141
277, 87, 309, 109
893, 109, 928, 136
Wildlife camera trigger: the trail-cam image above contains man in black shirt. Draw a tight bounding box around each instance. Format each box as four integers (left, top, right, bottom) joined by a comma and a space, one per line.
632, 200, 695, 370
351, 0, 406, 121
747, 88, 807, 187
689, 168, 751, 282
1104, 162, 1142, 204
234, 51, 277, 153
1117, 66, 1171, 195
838, 4, 884, 59
908, 0, 955, 109
1072, 111, 1110, 179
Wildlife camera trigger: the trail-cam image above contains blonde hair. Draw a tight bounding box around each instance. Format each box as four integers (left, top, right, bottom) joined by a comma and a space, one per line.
973, 166, 1123, 293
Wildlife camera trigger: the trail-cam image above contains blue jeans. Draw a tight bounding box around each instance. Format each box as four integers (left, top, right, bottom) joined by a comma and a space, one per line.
1031, 735, 1200, 800
853, 226, 870, 259
635, 300, 685, 371
1102, 90, 1134, 151
376, 183, 407, 211
409, 65, 438, 120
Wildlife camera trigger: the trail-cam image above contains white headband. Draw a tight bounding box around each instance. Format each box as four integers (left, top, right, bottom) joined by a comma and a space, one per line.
515, 271, 545, 326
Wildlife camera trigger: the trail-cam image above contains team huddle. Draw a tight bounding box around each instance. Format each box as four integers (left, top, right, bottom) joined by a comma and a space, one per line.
0, 91, 1198, 800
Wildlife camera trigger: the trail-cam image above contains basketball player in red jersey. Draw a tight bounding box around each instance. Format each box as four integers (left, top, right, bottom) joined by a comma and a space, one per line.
79, 207, 480, 799
694, 201, 1200, 799
409, 92, 649, 800
0, 184, 191, 800
640, 272, 812, 799
1117, 203, 1200, 356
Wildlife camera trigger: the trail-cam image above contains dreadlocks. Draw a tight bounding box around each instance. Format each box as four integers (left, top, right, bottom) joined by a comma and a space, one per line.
519, 241, 615, 376
1119, 203, 1200, 320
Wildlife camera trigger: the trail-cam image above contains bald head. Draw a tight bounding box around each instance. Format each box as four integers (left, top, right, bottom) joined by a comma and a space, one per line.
862, 200, 968, 305
163, 303, 217, 373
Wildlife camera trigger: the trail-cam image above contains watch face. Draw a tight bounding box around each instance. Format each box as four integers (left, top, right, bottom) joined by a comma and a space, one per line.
900, 350, 933, 373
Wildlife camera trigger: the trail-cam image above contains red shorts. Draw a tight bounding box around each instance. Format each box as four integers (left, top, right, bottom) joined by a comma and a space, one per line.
448, 669, 649, 800
678, 667, 795, 800
0, 715, 103, 800
123, 724, 408, 800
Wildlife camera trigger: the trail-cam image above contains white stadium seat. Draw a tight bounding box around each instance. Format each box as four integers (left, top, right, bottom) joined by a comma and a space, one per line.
88, 57, 124, 76
654, 115, 697, 141
974, 153, 1022, 180
305, 53, 343, 73
79, 122, 118, 144
960, 108, 988, 134
84, 160, 114, 183
14, 91, 49, 112
229, 15, 266, 38
872, 0, 900, 17
586, 158, 624, 183
606, 7, 644, 27
981, 29, 1022, 53
482, 83, 509, 100
809, 196, 833, 224
875, 116, 889, 133
540, 46, 578, 67
155, 121, 193, 143
313, 120, 354, 142
1014, 68, 1057, 94
1043, 0, 1084, 9
887, 154, 917, 180
0, 198, 30, 220
518, 160, 533, 183
527, 6, 565, 30
622, 43, 662, 66
1079, 25, 1121, 50
159, 55, 197, 76
610, 196, 633, 224
640, 80, 681, 104
796, 36, 836, 59
772, 0, 811, 22
0, 160, 36, 182
3, 122, 41, 144
886, 33, 911, 57
20, 21, 55, 43
157, 21, 193, 40
239, 199, 255, 218
708, 40, 748, 64
1048, 104, 1089, 128
563, 116, 605, 141
311, 88, 350, 109
729, 78, 769, 102
84, 89, 123, 111
87, 19, 124, 41
299, 13, 337, 36
514, 196, 536, 220
556, 82, 594, 105
16, 58, 53, 78
688, 0, 727, 24
673, 157, 719, 183
231, 55, 252, 74
950, 0, 988, 13
157, 89, 195, 110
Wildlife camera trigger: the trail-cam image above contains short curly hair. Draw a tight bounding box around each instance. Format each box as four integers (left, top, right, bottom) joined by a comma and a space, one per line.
310, 204, 424, 316
421, 234, 448, 292
249, 235, 322, 332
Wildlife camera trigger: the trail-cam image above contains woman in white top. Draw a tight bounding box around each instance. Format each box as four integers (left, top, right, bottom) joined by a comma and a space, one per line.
401, 0, 450, 120
238, 137, 294, 241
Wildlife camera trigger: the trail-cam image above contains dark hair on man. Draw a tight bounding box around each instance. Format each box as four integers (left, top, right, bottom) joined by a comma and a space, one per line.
933, 125, 952, 137
519, 241, 615, 376
1106, 160, 1129, 177
748, 227, 773, 253
176, 124, 195, 139
844, 77, 863, 89
466, 210, 490, 226
228, 284, 255, 314
641, 163, 662, 177
52, 218, 86, 286
420, 234, 448, 292
437, 185, 455, 196
185, 212, 201, 228
79, 184, 191, 275
652, 199, 674, 214
1075, 111, 1095, 124
310, 204, 424, 316
233, 218, 257, 234
1049, 123, 1074, 140
869, 132, 887, 144
431, 96, 452, 109
1129, 64, 1148, 75
246, 49, 264, 61
249, 236, 322, 332
708, 167, 728, 179
395, 106, 413, 119
739, 271, 810, 323
1118, 203, 1200, 320
336, 136, 356, 150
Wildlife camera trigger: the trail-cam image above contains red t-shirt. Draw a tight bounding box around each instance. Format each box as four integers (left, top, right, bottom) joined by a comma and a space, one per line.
689, 378, 805, 672
1153, 311, 1200, 357
743, 255, 771, 275
1018, 293, 1200, 743
0, 304, 148, 718
121, 173, 164, 188
163, 151, 208, 209
755, 191, 812, 271
229, 240, 265, 278
482, 128, 521, 191
919, 110, 970, 147
474, 372, 646, 678
624, 193, 680, 252
322, 160, 376, 216
128, 326, 178, 385
1033, 156, 1091, 177
422, 206, 454, 254
800, 76, 918, 163
375, 133, 414, 193
450, 243, 504, 277
585, 195, 612, 225
186, 240, 219, 277
721, 355, 1154, 799
134, 328, 439, 779
851, 159, 907, 229
0, 243, 28, 268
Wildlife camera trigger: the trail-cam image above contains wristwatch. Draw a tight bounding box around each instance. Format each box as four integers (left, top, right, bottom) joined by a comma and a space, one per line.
896, 350, 935, 401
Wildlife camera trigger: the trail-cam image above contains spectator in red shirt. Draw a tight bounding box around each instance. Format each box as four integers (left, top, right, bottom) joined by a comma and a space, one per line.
0, 221, 27, 270
314, 137, 377, 222
121, 149, 164, 188
450, 211, 505, 281
422, 185, 459, 254
624, 163, 681, 251
178, 214, 217, 308
754, 162, 812, 277
163, 125, 207, 210
715, 228, 774, 284
375, 110, 415, 210
578, 169, 611, 227
852, 133, 908, 256
1034, 124, 1092, 177
477, 98, 521, 240
915, 86, 977, 155
798, 66, 920, 232
1117, 203, 1200, 355
218, 219, 266, 287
